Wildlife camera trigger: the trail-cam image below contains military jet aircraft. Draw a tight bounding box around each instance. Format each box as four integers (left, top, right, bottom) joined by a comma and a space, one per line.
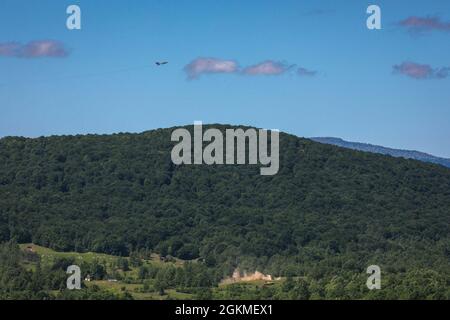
155, 61, 168, 66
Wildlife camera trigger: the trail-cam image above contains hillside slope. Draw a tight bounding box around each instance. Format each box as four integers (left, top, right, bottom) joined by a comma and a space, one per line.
1, 125, 450, 296
311, 137, 450, 168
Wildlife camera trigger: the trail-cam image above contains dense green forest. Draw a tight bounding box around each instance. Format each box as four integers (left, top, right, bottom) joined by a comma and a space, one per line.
0, 125, 449, 299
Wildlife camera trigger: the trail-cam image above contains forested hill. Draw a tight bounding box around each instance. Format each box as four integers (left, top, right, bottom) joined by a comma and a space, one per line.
1, 125, 450, 289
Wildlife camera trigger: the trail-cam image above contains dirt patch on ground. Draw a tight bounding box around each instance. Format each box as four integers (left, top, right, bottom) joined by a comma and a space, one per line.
221, 268, 280, 284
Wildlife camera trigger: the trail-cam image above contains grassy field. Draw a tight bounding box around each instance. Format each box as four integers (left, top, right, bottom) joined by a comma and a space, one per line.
18, 243, 281, 300
19, 243, 196, 299
20, 243, 118, 265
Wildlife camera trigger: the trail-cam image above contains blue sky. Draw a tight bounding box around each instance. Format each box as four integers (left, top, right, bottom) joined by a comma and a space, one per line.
1, 0, 450, 157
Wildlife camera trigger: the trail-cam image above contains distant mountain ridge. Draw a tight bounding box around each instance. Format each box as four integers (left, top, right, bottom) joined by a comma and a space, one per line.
311, 137, 450, 168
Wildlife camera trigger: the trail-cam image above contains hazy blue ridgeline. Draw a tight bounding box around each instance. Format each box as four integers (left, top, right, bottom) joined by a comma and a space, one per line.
311, 137, 450, 169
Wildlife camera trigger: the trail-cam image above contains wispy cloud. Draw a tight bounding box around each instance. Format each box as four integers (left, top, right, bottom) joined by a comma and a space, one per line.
399, 16, 450, 34
242, 60, 295, 76
0, 42, 20, 57
393, 62, 449, 79
184, 57, 239, 79
297, 67, 317, 77
184, 58, 316, 79
0, 40, 69, 58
